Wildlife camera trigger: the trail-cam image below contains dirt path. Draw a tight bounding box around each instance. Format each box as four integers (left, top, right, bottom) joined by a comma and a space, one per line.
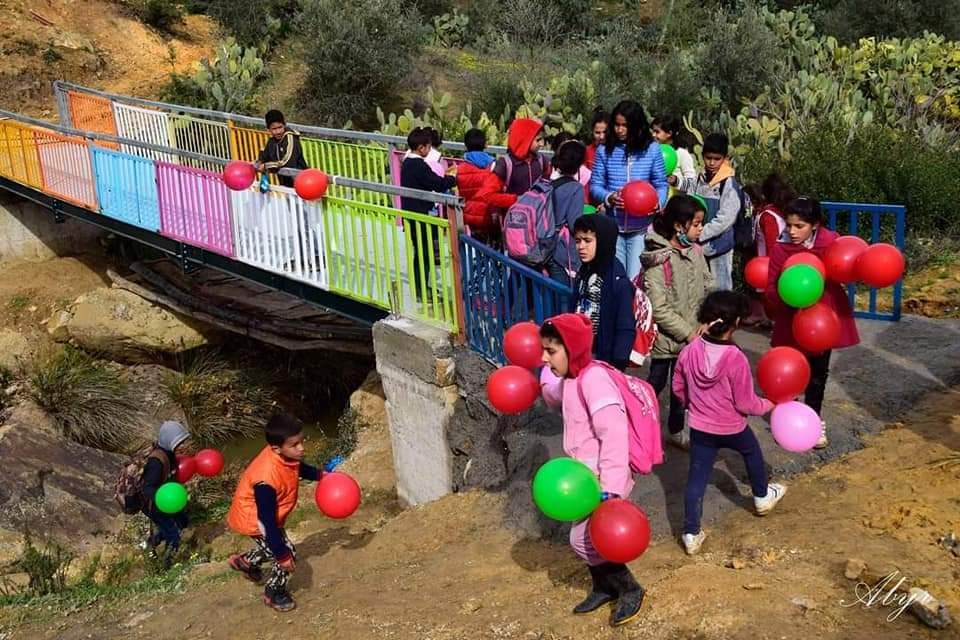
7, 386, 957, 640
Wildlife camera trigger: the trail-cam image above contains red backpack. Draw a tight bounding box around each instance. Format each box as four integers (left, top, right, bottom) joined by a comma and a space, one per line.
577, 362, 664, 474
630, 261, 672, 366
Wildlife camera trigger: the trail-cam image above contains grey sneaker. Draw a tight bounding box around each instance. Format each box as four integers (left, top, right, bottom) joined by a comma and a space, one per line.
814, 422, 828, 449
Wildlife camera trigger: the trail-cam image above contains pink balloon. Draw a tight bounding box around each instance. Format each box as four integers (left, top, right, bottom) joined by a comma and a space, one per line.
770, 401, 821, 453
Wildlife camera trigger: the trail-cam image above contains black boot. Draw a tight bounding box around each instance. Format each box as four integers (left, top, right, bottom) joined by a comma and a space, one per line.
572, 563, 617, 614
608, 564, 645, 627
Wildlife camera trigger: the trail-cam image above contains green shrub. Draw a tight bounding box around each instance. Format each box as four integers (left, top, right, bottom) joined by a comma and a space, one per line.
161, 39, 265, 113
18, 535, 72, 597
161, 351, 275, 446
126, 0, 184, 31
817, 0, 960, 42
27, 347, 143, 452
738, 124, 960, 239
205, 0, 299, 50
299, 0, 425, 125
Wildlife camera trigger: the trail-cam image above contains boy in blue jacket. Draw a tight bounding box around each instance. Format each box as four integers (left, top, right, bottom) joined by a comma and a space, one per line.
569, 214, 637, 370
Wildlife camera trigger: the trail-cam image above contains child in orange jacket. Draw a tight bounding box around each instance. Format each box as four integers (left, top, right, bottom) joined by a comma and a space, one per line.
227, 414, 331, 612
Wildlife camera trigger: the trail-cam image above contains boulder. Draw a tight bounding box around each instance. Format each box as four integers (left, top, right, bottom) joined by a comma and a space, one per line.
0, 401, 126, 550
349, 370, 386, 429
52, 288, 215, 361
0, 329, 35, 372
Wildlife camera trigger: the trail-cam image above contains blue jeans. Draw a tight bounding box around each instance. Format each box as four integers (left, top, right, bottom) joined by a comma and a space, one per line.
683, 427, 768, 535
707, 251, 733, 291
647, 358, 685, 434
616, 230, 646, 280
146, 510, 188, 551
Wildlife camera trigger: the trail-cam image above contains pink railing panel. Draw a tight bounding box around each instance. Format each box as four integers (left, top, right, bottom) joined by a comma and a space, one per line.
156, 161, 235, 256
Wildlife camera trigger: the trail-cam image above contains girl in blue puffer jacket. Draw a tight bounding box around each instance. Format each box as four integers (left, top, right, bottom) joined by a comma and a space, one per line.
590, 100, 669, 281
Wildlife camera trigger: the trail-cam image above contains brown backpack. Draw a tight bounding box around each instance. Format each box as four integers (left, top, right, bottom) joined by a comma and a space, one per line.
114, 445, 170, 514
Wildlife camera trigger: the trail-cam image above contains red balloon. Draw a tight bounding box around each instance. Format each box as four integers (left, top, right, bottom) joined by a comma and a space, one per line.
855, 243, 905, 289
621, 181, 658, 217
175, 455, 197, 483
792, 303, 840, 354
744, 256, 770, 290
823, 235, 868, 283
194, 449, 225, 477
756, 346, 811, 404
315, 472, 361, 519
486, 365, 540, 415
503, 322, 542, 369
294, 169, 329, 200
785, 252, 826, 278
588, 499, 651, 563
223, 161, 256, 191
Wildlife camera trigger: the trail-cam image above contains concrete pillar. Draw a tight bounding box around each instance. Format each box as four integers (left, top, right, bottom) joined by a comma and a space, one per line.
0, 193, 102, 262
372, 318, 458, 505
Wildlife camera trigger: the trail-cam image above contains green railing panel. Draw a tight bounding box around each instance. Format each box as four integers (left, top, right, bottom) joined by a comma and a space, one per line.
321, 197, 457, 331
301, 138, 390, 207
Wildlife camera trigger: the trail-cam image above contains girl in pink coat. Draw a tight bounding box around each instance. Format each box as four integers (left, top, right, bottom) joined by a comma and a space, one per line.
539, 313, 645, 628
673, 291, 787, 555
765, 197, 860, 449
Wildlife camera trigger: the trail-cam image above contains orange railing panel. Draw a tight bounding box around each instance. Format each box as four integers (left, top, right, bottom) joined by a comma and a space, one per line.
67, 91, 119, 150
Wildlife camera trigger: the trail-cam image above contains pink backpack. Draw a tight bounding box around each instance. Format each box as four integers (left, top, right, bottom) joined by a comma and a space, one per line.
577, 362, 664, 474
502, 178, 558, 265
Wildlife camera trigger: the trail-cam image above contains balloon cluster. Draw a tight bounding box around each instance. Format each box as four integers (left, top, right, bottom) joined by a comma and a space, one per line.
745, 237, 904, 354
155, 448, 226, 514
532, 458, 651, 563
221, 162, 330, 201
486, 322, 542, 415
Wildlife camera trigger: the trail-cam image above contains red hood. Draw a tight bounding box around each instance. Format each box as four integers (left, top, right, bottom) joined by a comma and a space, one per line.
543, 313, 594, 378
507, 118, 543, 159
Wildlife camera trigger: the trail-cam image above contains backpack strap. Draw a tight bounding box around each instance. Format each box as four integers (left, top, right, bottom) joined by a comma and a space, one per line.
147, 447, 172, 481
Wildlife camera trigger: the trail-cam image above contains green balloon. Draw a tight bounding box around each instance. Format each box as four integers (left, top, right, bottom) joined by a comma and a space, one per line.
155, 482, 189, 514
778, 264, 825, 309
532, 457, 602, 521
583, 204, 597, 215
660, 143, 678, 175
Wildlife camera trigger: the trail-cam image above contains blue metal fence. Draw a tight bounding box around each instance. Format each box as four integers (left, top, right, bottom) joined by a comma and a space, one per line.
823, 201, 906, 321
459, 235, 573, 364
91, 147, 161, 232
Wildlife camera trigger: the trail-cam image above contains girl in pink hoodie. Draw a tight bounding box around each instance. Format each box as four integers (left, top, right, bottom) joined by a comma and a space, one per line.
672, 291, 786, 555
539, 313, 647, 628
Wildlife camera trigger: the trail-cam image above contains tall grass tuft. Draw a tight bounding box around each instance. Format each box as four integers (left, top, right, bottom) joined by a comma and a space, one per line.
27, 347, 143, 452
162, 350, 275, 447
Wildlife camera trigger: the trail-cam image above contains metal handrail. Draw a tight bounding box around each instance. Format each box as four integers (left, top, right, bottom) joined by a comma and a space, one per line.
0, 110, 463, 207
54, 80, 519, 155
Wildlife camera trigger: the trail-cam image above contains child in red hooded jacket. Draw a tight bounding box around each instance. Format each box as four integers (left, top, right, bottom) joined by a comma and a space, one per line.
538, 313, 650, 628
493, 118, 549, 197
765, 197, 860, 449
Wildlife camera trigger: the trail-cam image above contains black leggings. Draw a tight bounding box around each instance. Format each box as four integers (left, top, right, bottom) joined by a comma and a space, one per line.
648, 357, 685, 434
804, 350, 832, 415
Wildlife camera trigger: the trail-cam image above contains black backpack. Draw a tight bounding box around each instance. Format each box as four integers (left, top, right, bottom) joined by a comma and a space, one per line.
722, 178, 754, 252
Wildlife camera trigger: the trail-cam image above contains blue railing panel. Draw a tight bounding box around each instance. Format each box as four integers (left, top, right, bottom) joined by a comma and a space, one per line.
823, 201, 906, 322
92, 147, 161, 232
460, 235, 573, 364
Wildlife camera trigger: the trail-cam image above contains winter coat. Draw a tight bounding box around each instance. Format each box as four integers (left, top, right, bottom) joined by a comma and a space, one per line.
457, 161, 496, 231
550, 176, 585, 274
765, 227, 860, 350
493, 118, 549, 196
673, 336, 774, 435
570, 214, 636, 367
688, 161, 741, 256
589, 142, 669, 232
640, 229, 714, 359
257, 128, 309, 188
400, 156, 456, 216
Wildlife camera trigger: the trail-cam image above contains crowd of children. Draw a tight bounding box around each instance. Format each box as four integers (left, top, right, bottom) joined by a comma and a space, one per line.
121, 105, 861, 626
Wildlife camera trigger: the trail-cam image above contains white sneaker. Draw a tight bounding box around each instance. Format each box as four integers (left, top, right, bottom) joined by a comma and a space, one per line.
814, 421, 828, 449
754, 483, 787, 516
667, 430, 690, 451
681, 530, 706, 555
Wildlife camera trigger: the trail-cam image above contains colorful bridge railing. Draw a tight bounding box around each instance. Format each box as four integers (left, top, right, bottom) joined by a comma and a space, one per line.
0, 110, 462, 332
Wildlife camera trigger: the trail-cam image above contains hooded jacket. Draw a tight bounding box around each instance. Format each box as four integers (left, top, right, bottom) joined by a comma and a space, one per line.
765, 227, 860, 350
589, 141, 669, 232
569, 214, 636, 368
689, 161, 740, 254
673, 336, 775, 435
640, 229, 713, 358
141, 421, 189, 517
494, 118, 548, 196
541, 313, 633, 497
